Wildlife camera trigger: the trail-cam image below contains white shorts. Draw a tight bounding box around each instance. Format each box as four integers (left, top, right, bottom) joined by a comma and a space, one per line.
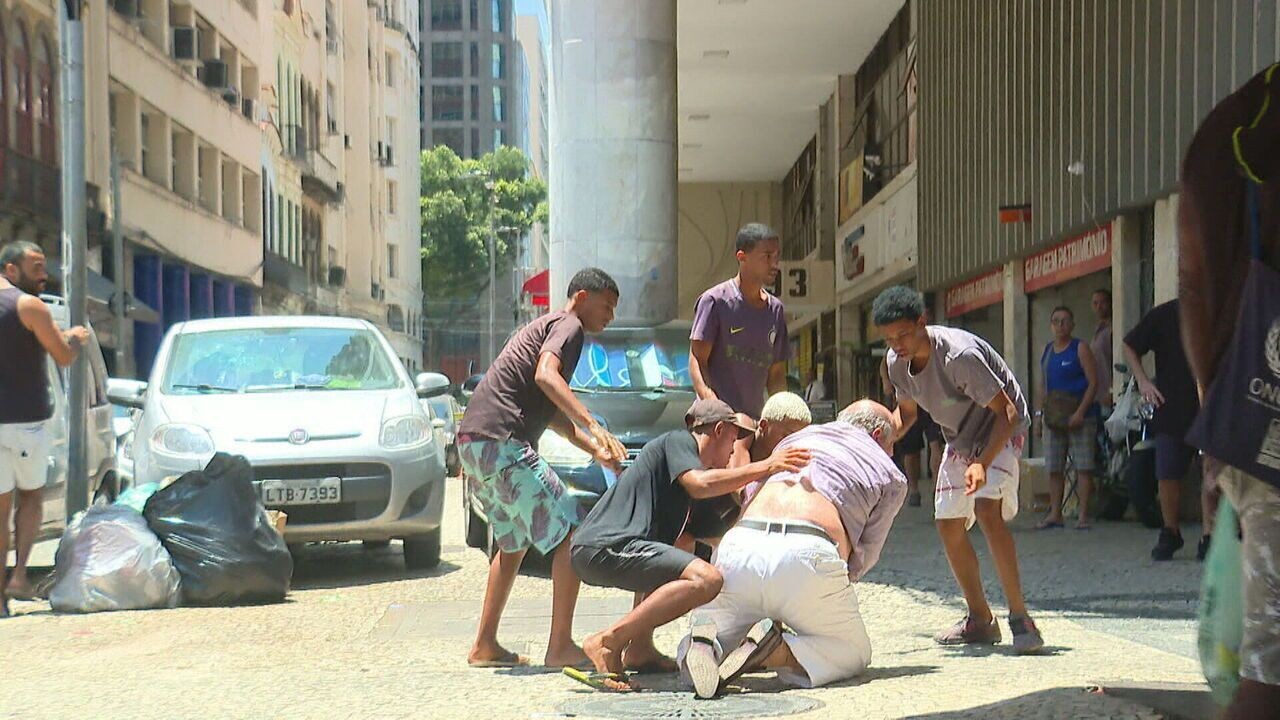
0, 421, 51, 494
935, 441, 1021, 529
676, 523, 871, 688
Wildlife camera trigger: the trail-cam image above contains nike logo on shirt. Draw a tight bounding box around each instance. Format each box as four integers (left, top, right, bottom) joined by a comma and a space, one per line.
730, 327, 744, 334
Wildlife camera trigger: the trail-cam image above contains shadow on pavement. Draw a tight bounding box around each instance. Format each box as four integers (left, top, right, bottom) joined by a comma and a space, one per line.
289, 542, 461, 590
1032, 591, 1199, 620
901, 685, 1198, 719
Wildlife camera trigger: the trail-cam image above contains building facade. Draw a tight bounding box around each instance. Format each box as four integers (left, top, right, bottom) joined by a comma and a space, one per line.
418, 0, 517, 160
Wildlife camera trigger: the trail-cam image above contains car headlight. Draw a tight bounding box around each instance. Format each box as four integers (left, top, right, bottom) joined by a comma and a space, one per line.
538, 430, 593, 469
381, 415, 431, 449
150, 423, 215, 458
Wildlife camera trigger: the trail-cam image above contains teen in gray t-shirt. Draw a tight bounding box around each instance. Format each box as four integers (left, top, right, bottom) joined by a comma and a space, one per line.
886, 325, 1030, 460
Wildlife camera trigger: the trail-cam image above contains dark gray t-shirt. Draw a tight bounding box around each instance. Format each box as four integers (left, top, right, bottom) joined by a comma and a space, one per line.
573, 431, 704, 548
690, 279, 789, 419
459, 310, 585, 446
887, 326, 1029, 459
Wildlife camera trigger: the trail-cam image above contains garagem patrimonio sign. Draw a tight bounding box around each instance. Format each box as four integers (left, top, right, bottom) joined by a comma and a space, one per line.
1023, 225, 1112, 293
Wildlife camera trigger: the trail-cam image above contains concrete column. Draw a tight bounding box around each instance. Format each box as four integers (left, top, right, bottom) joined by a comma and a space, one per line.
1002, 259, 1030, 398
549, 0, 677, 325
173, 131, 198, 201
222, 161, 243, 225
836, 302, 861, 407
1112, 214, 1144, 387
199, 146, 222, 216
1153, 193, 1180, 304
115, 92, 142, 171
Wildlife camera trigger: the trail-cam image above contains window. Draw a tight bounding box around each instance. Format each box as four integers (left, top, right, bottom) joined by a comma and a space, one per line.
469, 42, 479, 77
431, 0, 462, 30
385, 52, 394, 87
434, 127, 464, 155
491, 0, 504, 32
139, 114, 151, 176
431, 85, 464, 121
491, 85, 505, 122
431, 42, 463, 77
387, 244, 399, 279
491, 43, 505, 79
469, 84, 479, 120
493, 127, 504, 149
388, 181, 397, 214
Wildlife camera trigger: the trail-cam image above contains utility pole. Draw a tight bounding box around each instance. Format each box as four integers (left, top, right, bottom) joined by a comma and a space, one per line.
59, 0, 89, 517
486, 181, 497, 368
111, 153, 125, 374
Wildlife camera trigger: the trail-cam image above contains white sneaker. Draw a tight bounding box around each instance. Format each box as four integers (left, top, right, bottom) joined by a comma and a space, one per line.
683, 619, 721, 699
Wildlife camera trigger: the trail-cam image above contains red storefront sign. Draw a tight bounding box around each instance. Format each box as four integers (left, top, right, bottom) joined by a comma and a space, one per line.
1023, 225, 1112, 293
945, 269, 1004, 318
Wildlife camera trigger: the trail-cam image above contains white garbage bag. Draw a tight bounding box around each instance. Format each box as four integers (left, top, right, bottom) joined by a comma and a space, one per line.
49, 505, 181, 613
1106, 378, 1143, 443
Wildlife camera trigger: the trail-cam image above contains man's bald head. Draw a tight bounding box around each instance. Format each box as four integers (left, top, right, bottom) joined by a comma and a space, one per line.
837, 399, 899, 454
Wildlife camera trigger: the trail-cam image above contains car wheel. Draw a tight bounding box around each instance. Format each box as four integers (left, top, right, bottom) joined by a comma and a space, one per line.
363, 540, 391, 550
403, 528, 442, 570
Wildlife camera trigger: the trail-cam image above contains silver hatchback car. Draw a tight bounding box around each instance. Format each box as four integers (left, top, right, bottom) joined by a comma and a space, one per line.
109, 316, 451, 569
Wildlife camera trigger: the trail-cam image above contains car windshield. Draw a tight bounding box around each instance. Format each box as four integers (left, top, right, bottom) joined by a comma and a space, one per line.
162, 326, 403, 395
570, 326, 693, 391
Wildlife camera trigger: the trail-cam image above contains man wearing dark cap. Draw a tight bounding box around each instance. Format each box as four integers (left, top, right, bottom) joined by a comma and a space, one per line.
569, 398, 811, 689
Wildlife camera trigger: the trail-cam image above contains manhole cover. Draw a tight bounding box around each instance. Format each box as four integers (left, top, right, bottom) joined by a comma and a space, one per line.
558, 692, 822, 719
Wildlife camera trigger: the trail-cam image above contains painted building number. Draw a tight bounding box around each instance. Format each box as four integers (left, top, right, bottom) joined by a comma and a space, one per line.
770, 268, 809, 299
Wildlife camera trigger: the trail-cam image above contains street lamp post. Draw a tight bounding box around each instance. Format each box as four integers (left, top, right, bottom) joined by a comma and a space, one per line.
486, 183, 497, 368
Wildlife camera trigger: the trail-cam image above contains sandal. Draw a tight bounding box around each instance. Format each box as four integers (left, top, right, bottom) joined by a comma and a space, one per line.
468, 650, 530, 668
562, 667, 633, 692
719, 618, 784, 687
1036, 519, 1064, 530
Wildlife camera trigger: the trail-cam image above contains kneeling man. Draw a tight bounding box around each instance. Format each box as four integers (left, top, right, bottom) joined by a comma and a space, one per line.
569, 398, 811, 690
678, 400, 907, 697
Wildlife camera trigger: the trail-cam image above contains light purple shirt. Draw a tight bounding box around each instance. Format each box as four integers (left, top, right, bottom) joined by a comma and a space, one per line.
742, 422, 907, 581
690, 279, 789, 419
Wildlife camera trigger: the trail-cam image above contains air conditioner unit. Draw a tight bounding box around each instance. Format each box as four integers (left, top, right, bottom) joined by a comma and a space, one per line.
201, 59, 229, 89
113, 0, 141, 19
328, 265, 346, 287
242, 97, 258, 121
172, 27, 198, 62
222, 87, 240, 107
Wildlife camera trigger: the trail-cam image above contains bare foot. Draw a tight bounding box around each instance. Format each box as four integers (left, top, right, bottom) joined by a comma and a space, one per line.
5, 577, 34, 601
545, 641, 590, 668
468, 641, 529, 667
622, 643, 678, 673
582, 631, 625, 675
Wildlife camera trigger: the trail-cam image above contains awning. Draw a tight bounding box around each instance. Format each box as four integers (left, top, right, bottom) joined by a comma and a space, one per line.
522, 269, 550, 307
45, 258, 161, 324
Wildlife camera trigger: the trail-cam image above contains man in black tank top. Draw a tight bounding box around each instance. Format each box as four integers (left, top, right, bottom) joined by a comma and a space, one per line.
0, 241, 89, 618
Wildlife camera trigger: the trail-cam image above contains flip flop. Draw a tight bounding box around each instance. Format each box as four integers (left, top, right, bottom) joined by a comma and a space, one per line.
562, 667, 633, 692
1035, 520, 1064, 530
685, 620, 721, 699
718, 618, 784, 688
468, 651, 530, 668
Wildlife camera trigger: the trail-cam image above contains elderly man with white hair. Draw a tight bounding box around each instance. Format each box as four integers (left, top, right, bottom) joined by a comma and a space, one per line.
677, 396, 908, 698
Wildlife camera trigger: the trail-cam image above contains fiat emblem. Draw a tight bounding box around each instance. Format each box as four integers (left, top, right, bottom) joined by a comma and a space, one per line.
288, 428, 310, 445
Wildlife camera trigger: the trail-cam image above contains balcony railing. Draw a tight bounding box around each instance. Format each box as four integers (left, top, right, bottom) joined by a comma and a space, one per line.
0, 147, 60, 221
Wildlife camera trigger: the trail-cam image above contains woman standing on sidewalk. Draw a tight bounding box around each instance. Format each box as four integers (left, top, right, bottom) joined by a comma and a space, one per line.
1035, 306, 1100, 530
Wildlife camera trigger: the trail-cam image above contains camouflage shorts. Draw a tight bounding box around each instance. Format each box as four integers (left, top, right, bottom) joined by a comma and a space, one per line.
1220, 467, 1280, 686
458, 438, 587, 556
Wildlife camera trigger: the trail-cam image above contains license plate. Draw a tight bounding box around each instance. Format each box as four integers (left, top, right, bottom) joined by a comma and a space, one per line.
261, 477, 342, 505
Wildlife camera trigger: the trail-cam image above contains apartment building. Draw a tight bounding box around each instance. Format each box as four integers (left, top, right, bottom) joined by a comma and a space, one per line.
419, 0, 517, 159
7, 0, 422, 378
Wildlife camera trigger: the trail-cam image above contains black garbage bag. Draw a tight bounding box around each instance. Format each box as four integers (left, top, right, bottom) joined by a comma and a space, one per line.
143, 453, 293, 606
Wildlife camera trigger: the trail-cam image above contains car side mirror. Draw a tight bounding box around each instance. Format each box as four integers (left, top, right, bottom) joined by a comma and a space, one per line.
107, 378, 148, 409
431, 418, 447, 430
415, 371, 450, 399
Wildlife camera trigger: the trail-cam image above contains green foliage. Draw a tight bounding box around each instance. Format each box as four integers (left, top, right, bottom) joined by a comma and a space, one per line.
419, 145, 546, 307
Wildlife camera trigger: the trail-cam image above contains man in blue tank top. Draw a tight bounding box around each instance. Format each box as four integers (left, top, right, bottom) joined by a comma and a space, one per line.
1034, 306, 1100, 530
0, 241, 90, 618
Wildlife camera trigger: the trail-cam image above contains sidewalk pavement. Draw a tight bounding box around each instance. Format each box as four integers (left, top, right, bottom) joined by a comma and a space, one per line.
0, 478, 1211, 720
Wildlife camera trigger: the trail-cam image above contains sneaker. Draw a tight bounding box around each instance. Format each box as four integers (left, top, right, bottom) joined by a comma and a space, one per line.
907, 492, 922, 507
719, 618, 784, 688
1009, 615, 1045, 655
1151, 528, 1184, 561
1197, 534, 1212, 562
683, 620, 721, 699
933, 615, 1001, 645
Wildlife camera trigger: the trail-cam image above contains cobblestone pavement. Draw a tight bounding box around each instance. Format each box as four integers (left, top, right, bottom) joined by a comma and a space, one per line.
1, 478, 1210, 720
